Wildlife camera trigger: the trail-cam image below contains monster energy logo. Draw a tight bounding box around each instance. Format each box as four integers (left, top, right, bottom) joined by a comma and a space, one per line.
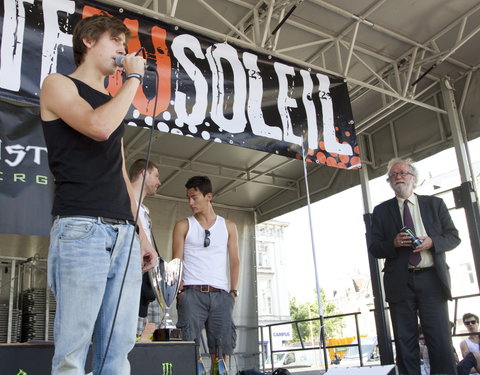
16, 370, 27, 375
162, 362, 173, 375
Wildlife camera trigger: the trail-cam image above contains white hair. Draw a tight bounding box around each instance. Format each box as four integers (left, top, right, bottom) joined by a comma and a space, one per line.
387, 157, 419, 187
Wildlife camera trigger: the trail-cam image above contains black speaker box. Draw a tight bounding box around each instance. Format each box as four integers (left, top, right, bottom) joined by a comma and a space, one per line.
0, 341, 197, 374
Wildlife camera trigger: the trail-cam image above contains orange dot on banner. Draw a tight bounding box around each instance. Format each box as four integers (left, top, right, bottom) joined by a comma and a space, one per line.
316, 152, 326, 164
307, 148, 314, 156
337, 162, 347, 169
306, 158, 313, 163
340, 154, 350, 164
330, 152, 338, 157
336, 137, 339, 142
350, 156, 361, 165
335, 127, 339, 131
345, 131, 351, 137
354, 145, 359, 154
296, 154, 302, 160
326, 157, 337, 167
319, 141, 325, 150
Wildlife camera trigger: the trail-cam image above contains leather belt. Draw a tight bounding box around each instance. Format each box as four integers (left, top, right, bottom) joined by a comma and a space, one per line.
408, 267, 433, 273
57, 215, 135, 226
184, 285, 223, 293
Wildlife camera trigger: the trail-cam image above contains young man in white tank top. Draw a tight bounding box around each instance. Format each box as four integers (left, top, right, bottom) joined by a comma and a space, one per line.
460, 312, 480, 374
172, 176, 240, 370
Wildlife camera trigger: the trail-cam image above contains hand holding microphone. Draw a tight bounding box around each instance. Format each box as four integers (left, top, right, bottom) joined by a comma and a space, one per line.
115, 47, 146, 79
115, 47, 155, 77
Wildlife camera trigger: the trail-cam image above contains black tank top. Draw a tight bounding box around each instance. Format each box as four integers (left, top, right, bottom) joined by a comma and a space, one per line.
42, 75, 133, 220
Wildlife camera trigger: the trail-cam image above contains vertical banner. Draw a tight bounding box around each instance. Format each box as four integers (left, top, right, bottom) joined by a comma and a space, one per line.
0, 101, 53, 236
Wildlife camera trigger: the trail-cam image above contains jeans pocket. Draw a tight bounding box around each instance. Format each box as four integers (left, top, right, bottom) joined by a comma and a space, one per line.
59, 221, 96, 241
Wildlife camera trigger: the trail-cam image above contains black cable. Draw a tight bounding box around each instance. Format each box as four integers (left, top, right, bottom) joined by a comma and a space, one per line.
411, 63, 436, 87
97, 66, 160, 375
271, 1, 303, 36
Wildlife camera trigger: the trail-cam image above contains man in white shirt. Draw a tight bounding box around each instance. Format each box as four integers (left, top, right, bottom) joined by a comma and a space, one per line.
460, 312, 480, 374
172, 176, 240, 366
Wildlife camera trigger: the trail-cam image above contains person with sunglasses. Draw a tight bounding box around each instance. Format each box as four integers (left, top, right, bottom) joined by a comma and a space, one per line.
369, 158, 461, 375
460, 313, 480, 372
172, 175, 240, 371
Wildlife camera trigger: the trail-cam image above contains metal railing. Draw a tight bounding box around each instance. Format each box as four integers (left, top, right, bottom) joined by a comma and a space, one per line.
259, 311, 365, 373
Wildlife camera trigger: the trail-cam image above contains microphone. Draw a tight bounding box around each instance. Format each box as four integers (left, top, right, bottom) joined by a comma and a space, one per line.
115, 55, 156, 71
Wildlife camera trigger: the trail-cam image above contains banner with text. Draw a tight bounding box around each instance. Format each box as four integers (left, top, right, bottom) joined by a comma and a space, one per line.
0, 0, 359, 166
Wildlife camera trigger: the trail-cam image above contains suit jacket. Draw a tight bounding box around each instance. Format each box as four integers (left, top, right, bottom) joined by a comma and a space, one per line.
368, 194, 460, 303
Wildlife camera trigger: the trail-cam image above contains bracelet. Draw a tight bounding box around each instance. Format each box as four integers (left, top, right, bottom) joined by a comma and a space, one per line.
126, 73, 143, 84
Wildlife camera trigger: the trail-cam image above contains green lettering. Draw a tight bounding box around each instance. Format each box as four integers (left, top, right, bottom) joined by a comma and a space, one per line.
36, 175, 48, 185
13, 173, 26, 182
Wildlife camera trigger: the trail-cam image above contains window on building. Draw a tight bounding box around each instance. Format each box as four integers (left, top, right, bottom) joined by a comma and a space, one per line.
259, 279, 273, 315
257, 242, 272, 268
463, 263, 475, 284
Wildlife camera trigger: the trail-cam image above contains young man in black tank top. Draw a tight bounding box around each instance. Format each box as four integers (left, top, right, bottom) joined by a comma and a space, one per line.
40, 15, 156, 375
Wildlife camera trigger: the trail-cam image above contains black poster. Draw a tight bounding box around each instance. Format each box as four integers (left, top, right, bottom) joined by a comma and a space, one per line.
0, 101, 53, 235
0, 0, 360, 236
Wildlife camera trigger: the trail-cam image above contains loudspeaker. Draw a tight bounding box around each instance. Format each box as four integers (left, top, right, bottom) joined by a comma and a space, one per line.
324, 365, 397, 375
1, 341, 197, 374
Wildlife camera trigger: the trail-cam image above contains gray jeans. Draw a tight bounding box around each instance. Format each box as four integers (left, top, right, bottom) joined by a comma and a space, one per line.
176, 287, 236, 354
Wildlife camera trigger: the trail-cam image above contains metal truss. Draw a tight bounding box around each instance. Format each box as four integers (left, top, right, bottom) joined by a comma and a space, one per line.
105, 0, 480, 136
109, 0, 480, 204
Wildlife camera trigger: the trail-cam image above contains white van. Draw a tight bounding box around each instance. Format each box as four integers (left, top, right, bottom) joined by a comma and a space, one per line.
265, 348, 326, 370
340, 336, 380, 367
266, 351, 313, 369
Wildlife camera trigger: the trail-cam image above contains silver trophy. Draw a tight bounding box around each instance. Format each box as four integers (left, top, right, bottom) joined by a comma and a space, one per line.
148, 257, 183, 341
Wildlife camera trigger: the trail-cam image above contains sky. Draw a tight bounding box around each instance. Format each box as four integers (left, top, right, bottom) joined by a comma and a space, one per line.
276, 138, 480, 304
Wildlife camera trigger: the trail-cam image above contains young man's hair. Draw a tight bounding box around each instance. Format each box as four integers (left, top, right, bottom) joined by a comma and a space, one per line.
185, 176, 212, 196
128, 159, 158, 182
72, 14, 130, 67
463, 312, 479, 323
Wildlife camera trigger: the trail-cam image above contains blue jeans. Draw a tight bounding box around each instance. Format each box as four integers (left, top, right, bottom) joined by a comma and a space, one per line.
48, 217, 142, 375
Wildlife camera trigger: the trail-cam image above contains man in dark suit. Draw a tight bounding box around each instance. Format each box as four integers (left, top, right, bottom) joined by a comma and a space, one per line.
369, 158, 460, 375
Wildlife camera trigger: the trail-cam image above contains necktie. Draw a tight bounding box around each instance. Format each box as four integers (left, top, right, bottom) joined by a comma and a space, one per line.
403, 200, 421, 266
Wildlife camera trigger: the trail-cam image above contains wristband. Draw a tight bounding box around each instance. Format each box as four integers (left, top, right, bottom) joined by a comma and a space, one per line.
126, 73, 143, 84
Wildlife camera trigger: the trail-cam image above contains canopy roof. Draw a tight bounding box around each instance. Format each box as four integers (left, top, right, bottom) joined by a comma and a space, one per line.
116, 0, 480, 221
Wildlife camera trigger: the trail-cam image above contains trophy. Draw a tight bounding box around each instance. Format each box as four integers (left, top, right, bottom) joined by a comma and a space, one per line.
148, 257, 183, 341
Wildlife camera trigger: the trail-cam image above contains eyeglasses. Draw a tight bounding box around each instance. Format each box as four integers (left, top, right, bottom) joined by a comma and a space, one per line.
204, 230, 211, 247
387, 171, 414, 180
464, 320, 478, 326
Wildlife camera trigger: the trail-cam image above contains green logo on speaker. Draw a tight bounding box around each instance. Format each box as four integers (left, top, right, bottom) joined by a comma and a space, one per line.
162, 362, 173, 375
16, 370, 27, 375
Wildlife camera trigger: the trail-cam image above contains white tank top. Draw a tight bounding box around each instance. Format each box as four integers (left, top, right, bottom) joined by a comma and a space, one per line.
182, 215, 229, 291
464, 337, 480, 354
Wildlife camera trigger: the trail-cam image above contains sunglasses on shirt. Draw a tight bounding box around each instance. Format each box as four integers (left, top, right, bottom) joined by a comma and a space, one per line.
204, 229, 211, 247
464, 320, 478, 326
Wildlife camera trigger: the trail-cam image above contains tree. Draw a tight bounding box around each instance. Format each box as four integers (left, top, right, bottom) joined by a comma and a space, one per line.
289, 289, 344, 344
